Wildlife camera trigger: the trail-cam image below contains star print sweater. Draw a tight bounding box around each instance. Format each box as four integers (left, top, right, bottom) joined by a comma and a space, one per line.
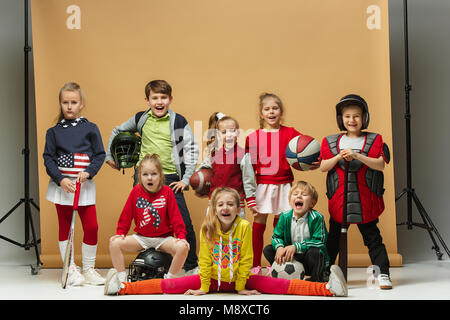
116, 184, 187, 239
43, 117, 105, 184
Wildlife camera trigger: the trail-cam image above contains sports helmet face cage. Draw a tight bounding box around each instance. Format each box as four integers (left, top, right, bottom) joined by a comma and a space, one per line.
127, 248, 172, 282
111, 133, 141, 169
336, 94, 370, 131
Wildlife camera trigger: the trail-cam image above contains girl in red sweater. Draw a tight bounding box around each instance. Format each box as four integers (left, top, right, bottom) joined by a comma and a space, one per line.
108, 154, 189, 283
245, 93, 319, 274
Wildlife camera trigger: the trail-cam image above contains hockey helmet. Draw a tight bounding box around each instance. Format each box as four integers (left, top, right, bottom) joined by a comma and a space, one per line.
110, 131, 141, 169
335, 94, 370, 131
127, 248, 173, 282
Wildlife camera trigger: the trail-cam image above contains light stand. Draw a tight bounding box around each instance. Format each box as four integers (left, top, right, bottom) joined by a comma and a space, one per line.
0, 0, 41, 274
395, 0, 450, 260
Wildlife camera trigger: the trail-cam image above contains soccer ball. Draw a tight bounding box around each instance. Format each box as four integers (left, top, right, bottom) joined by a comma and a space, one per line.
270, 260, 305, 280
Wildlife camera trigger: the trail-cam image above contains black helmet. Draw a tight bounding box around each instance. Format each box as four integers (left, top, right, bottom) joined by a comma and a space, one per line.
127, 248, 172, 282
335, 94, 370, 131
110, 131, 141, 169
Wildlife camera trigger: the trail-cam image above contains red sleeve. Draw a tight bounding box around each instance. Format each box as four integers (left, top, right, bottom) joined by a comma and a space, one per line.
166, 188, 187, 239
116, 187, 136, 236
319, 137, 333, 162
369, 134, 385, 160
290, 127, 302, 138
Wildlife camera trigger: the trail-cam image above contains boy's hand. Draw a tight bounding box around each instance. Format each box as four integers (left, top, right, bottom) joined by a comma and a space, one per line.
284, 245, 296, 262
275, 247, 286, 265
340, 148, 357, 161
106, 160, 119, 170
170, 181, 187, 194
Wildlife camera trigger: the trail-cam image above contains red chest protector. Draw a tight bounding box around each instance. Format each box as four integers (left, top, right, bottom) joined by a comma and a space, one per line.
320, 132, 389, 224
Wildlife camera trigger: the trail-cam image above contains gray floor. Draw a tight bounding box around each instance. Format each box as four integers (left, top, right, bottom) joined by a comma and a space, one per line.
1, 259, 449, 301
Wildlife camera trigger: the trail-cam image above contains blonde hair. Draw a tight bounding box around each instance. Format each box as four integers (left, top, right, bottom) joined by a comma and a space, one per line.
137, 154, 165, 190
57, 82, 85, 123
289, 181, 319, 207
201, 187, 241, 246
258, 92, 284, 129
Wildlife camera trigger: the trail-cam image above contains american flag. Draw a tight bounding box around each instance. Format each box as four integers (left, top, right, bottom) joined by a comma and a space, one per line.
57, 153, 90, 178
136, 196, 165, 228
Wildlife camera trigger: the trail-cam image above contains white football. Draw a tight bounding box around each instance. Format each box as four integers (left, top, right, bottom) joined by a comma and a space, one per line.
270, 260, 305, 280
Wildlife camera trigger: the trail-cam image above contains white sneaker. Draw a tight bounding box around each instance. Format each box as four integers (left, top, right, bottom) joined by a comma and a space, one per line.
67, 265, 85, 287
378, 274, 393, 290
326, 265, 348, 297
83, 267, 105, 285
104, 268, 122, 295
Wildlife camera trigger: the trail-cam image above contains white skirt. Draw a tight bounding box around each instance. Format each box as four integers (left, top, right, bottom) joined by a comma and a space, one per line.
46, 178, 96, 206
255, 183, 291, 215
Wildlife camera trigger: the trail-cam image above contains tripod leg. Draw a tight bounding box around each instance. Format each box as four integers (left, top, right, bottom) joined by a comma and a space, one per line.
30, 199, 40, 211
411, 191, 450, 259
25, 202, 42, 274
395, 188, 407, 202
0, 200, 25, 224
338, 225, 348, 281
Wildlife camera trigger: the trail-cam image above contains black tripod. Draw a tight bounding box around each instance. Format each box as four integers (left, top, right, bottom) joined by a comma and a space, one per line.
395, 0, 450, 260
0, 0, 42, 274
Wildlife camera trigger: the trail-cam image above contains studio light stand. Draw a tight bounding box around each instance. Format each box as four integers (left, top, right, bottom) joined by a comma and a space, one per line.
395, 0, 450, 260
0, 0, 42, 274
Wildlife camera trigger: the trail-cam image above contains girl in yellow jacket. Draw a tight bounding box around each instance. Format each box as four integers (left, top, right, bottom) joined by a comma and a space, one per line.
104, 187, 347, 296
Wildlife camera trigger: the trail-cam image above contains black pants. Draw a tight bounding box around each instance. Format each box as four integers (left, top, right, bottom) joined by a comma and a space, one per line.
326, 218, 390, 275
134, 170, 198, 270
263, 245, 326, 282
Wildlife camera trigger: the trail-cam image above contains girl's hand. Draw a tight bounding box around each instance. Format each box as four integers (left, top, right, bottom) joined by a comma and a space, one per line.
309, 161, 320, 170
60, 178, 76, 193
249, 206, 259, 216
109, 234, 125, 242
238, 289, 261, 295
77, 171, 90, 183
184, 289, 207, 296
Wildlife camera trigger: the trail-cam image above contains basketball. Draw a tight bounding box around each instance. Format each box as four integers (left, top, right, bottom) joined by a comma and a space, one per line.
286, 134, 321, 171
189, 168, 213, 196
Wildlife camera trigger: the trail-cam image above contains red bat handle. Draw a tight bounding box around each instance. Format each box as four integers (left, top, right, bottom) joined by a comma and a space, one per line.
73, 181, 81, 210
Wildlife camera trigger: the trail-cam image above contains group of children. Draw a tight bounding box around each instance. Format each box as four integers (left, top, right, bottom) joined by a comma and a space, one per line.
43, 79, 392, 298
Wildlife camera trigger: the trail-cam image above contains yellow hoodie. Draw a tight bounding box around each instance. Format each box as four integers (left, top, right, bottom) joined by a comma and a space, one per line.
198, 216, 253, 292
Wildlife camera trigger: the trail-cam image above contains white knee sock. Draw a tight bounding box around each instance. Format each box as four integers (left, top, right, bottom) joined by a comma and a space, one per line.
59, 240, 75, 266
81, 242, 98, 272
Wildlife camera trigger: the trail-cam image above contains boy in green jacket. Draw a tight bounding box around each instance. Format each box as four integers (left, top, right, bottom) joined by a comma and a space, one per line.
263, 181, 329, 282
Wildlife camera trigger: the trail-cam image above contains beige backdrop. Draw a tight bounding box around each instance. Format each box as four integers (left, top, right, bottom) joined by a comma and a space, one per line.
31, 0, 401, 268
